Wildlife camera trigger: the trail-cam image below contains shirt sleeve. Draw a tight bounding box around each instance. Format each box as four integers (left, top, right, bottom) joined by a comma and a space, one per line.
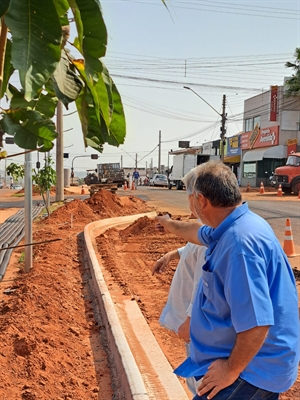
224, 253, 275, 333
198, 225, 214, 246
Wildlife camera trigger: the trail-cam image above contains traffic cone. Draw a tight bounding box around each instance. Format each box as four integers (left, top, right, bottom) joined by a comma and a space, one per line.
124, 181, 127, 190
283, 218, 299, 257
131, 181, 135, 190
277, 184, 283, 196
259, 182, 265, 194
81, 185, 85, 194
246, 182, 250, 192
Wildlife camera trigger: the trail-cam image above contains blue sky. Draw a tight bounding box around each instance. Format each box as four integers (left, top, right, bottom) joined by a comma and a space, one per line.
2, 0, 300, 175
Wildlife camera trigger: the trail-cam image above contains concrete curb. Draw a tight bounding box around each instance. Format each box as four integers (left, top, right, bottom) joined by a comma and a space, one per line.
83, 212, 189, 400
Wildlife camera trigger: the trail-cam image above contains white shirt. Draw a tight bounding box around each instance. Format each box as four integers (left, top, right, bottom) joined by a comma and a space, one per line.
159, 242, 206, 333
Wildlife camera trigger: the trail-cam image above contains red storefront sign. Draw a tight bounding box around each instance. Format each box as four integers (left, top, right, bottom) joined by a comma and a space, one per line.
240, 126, 279, 150
270, 86, 278, 122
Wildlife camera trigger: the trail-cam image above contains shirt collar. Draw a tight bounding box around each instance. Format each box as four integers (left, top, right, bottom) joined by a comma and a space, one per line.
211, 202, 249, 242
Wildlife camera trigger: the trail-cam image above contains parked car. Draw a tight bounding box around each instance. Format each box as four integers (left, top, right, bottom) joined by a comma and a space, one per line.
149, 174, 168, 187
11, 184, 23, 190
0, 182, 3, 189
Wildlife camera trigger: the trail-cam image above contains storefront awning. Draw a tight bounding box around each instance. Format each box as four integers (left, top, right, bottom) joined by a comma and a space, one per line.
243, 145, 287, 162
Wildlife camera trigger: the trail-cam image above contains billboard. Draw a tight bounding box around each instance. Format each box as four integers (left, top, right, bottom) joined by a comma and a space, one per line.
178, 141, 190, 148
240, 126, 279, 150
226, 135, 241, 156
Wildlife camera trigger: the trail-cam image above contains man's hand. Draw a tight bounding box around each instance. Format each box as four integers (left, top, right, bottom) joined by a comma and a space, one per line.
155, 214, 172, 234
152, 250, 179, 275
178, 317, 190, 342
197, 359, 239, 399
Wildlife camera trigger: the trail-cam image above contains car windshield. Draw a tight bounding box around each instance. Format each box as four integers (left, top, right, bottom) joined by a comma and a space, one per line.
156, 175, 167, 180
286, 155, 300, 166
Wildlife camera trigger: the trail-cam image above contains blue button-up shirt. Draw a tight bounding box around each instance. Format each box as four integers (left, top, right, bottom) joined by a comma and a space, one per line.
174, 202, 299, 392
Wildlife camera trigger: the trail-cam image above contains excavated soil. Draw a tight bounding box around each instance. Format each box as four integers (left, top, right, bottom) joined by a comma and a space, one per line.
0, 188, 299, 399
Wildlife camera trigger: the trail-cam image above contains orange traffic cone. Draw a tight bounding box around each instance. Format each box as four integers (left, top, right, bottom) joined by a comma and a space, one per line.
124, 181, 127, 190
81, 185, 85, 194
131, 181, 135, 190
283, 218, 299, 257
277, 184, 283, 196
246, 182, 250, 192
259, 182, 265, 194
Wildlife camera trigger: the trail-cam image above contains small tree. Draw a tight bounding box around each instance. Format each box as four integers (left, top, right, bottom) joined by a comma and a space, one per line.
6, 162, 24, 184
33, 157, 57, 216
285, 48, 300, 96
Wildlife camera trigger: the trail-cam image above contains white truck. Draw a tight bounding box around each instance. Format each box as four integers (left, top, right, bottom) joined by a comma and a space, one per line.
168, 153, 220, 190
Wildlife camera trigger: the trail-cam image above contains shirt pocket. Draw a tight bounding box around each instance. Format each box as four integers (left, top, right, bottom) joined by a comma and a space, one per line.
202, 269, 214, 301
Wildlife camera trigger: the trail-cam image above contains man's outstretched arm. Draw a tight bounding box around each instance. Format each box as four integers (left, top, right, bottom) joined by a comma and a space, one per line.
155, 214, 203, 245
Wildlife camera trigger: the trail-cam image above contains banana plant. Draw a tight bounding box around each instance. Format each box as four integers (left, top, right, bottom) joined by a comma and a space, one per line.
0, 0, 127, 153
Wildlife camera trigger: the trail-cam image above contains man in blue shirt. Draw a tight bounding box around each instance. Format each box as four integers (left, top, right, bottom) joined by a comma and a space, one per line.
132, 168, 140, 189
155, 160, 299, 400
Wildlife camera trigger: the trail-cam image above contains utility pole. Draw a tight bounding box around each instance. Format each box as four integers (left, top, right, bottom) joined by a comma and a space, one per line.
120, 155, 123, 169
220, 95, 227, 162
135, 153, 137, 169
55, 100, 64, 201
158, 130, 161, 173
24, 150, 32, 273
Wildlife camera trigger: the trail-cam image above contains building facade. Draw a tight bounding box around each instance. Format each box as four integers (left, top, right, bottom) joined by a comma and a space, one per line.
240, 85, 300, 187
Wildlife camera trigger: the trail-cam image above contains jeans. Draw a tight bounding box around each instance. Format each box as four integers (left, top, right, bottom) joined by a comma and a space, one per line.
192, 377, 279, 400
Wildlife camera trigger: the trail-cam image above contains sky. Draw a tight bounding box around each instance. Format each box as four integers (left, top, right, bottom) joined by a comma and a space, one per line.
1, 0, 300, 176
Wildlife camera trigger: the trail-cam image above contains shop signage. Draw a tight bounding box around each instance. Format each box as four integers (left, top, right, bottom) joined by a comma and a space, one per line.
241, 125, 279, 150
270, 86, 278, 122
226, 135, 241, 156
202, 142, 215, 155
286, 138, 298, 146
287, 138, 298, 154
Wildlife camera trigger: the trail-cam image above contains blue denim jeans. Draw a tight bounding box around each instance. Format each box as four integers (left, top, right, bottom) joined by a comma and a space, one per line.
192, 377, 279, 400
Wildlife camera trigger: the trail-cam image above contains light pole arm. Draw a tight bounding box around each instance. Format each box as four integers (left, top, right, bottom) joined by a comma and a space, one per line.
183, 86, 221, 116
71, 155, 91, 185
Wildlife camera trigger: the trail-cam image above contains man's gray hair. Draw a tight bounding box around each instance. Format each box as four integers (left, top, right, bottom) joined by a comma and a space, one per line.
181, 167, 198, 195
192, 161, 242, 207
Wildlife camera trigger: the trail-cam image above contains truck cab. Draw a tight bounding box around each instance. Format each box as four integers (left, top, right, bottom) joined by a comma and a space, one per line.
271, 152, 300, 195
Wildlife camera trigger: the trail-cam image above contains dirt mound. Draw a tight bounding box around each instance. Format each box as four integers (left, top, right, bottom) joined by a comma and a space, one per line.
45, 199, 97, 225
121, 216, 155, 237
84, 189, 151, 218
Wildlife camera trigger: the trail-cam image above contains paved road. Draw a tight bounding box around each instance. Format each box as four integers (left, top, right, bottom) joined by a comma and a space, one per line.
1, 186, 299, 262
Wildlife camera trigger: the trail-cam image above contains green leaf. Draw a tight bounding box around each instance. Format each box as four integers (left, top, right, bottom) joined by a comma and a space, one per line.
73, 58, 100, 123
1, 109, 58, 151
9, 85, 58, 118
53, 0, 69, 17
69, 0, 107, 78
0, 0, 10, 18
1, 38, 14, 98
4, 0, 62, 101
109, 82, 126, 146
52, 50, 84, 108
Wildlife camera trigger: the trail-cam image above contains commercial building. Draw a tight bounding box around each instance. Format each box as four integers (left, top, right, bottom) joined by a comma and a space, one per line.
240, 85, 300, 187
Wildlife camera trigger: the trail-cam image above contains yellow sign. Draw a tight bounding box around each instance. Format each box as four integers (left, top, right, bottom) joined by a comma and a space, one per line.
287, 138, 298, 146
249, 123, 260, 149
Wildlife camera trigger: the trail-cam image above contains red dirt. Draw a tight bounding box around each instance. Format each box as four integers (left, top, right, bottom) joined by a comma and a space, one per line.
0, 189, 299, 399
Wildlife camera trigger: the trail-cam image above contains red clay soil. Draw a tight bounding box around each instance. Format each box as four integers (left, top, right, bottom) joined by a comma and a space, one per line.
0, 189, 299, 399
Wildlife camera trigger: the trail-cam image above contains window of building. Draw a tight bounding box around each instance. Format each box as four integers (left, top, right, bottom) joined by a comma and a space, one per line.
245, 118, 253, 132
257, 159, 286, 178
253, 116, 261, 128
243, 162, 256, 178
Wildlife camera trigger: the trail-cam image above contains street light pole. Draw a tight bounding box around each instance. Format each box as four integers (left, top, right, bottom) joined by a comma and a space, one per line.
71, 154, 98, 185
183, 86, 227, 161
